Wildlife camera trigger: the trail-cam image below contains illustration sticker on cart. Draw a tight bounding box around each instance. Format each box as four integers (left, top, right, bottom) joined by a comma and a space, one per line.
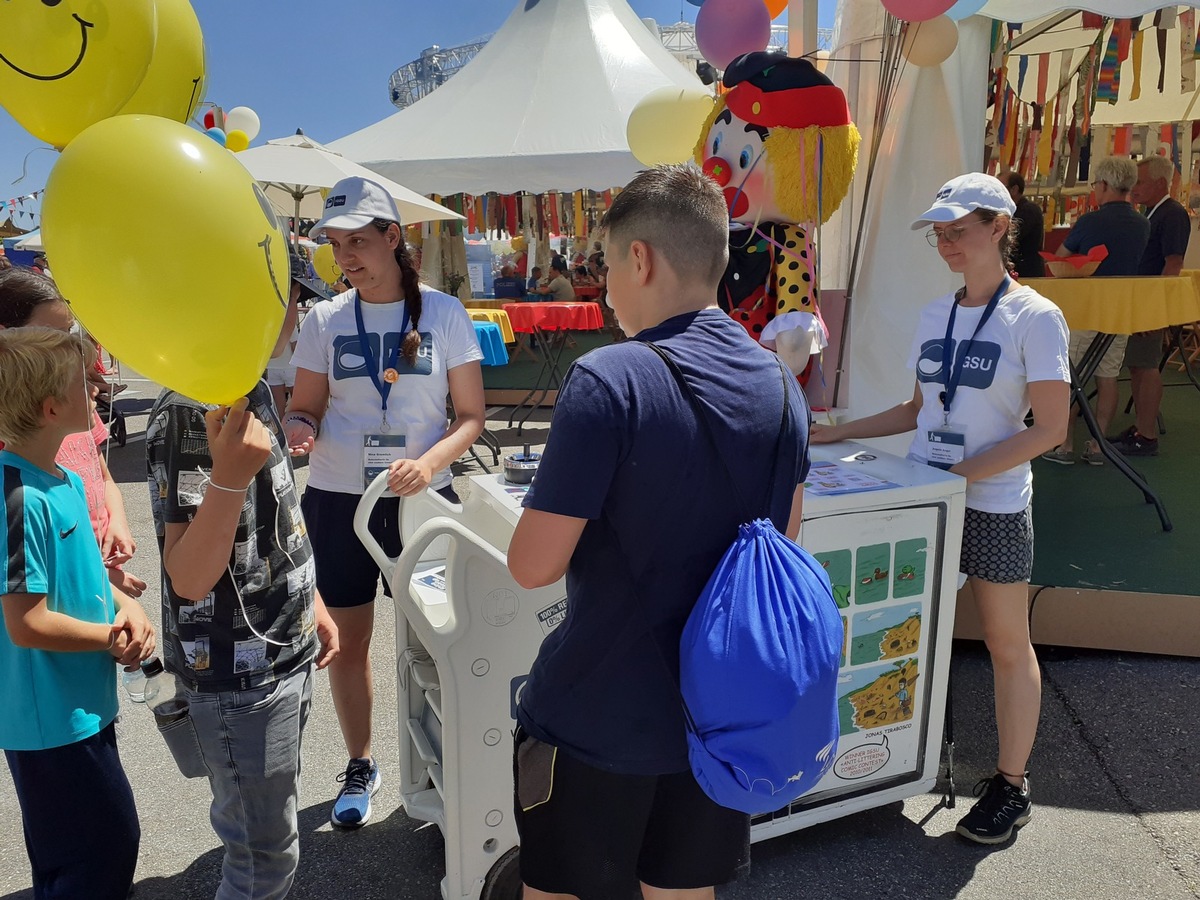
801, 504, 941, 794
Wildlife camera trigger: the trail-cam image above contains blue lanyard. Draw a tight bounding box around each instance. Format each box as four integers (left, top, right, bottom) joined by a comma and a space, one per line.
939, 276, 1010, 418
354, 293, 410, 429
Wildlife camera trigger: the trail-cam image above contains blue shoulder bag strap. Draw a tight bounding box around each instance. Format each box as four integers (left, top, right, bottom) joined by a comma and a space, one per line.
602, 340, 797, 735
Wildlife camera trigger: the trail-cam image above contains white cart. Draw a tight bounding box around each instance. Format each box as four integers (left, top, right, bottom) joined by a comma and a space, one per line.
354, 475, 562, 900
354, 442, 966, 899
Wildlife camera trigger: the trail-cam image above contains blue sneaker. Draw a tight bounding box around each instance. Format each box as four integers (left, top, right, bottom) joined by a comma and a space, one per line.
331, 757, 381, 828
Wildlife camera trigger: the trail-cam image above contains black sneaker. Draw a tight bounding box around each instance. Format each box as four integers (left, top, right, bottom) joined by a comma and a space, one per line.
1114, 431, 1159, 457
955, 773, 1032, 844
1107, 425, 1137, 444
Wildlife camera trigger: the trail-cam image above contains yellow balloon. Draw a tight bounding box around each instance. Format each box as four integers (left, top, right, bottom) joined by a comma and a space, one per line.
627, 87, 716, 167
226, 129, 250, 152
0, 0, 156, 148
116, 0, 206, 124
42, 115, 289, 405
901, 16, 959, 67
510, 234, 527, 253
313, 243, 341, 284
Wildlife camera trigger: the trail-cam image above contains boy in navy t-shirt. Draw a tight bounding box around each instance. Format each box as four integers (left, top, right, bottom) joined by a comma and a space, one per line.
0, 327, 155, 899
507, 164, 810, 899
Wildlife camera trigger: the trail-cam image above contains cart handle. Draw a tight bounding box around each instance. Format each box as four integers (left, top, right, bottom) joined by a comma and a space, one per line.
393, 516, 513, 648
352, 471, 465, 583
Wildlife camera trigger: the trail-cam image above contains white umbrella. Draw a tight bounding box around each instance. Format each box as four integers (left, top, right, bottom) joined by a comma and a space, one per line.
238, 131, 464, 245
14, 230, 44, 252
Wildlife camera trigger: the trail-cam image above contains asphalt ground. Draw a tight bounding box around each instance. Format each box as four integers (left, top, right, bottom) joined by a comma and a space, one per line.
1, 375, 1197, 900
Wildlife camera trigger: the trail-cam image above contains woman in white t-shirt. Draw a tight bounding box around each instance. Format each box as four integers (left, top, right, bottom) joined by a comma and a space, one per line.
284, 177, 485, 829
811, 173, 1070, 847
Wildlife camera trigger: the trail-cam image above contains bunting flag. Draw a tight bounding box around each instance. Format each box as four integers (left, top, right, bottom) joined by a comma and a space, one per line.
1017, 55, 1029, 98
1113, 125, 1131, 155
1131, 28, 1144, 100
1038, 96, 1055, 179
1116, 18, 1132, 63
1080, 45, 1096, 132
573, 191, 585, 239
1097, 27, 1121, 104
1082, 13, 1104, 30
1155, 10, 1169, 93
1181, 9, 1196, 94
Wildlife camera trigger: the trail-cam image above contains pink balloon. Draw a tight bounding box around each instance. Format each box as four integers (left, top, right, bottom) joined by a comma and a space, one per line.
696, 0, 772, 71
880, 0, 956, 22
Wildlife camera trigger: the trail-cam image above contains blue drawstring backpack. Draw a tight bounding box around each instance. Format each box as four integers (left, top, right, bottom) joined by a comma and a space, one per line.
639, 342, 844, 815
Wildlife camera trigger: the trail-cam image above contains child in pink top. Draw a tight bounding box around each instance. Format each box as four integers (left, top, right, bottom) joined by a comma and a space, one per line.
0, 267, 144, 597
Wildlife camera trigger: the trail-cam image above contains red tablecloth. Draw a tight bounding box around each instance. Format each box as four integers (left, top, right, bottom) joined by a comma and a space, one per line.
502, 302, 604, 333
572, 284, 603, 300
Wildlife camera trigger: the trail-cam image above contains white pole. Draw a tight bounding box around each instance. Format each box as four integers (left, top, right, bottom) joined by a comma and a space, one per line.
788, 0, 819, 58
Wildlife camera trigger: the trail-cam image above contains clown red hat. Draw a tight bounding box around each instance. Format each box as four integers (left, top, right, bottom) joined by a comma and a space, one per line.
723, 52, 852, 130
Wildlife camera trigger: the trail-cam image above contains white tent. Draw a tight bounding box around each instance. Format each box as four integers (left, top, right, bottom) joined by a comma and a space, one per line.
824, 1, 1181, 434
14, 230, 43, 252
328, 0, 707, 196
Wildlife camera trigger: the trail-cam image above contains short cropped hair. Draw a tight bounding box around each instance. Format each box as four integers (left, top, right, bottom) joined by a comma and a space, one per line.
0, 267, 63, 328
1004, 172, 1026, 194
1093, 157, 1138, 193
0, 327, 94, 444
1139, 155, 1175, 184
602, 164, 729, 285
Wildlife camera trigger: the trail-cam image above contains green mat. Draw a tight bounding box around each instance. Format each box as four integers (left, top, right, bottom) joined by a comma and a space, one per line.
1031, 371, 1200, 595
482, 332, 615, 391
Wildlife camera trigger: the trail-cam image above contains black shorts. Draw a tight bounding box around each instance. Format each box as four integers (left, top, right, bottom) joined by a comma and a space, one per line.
960, 506, 1033, 584
513, 727, 749, 899
300, 484, 459, 608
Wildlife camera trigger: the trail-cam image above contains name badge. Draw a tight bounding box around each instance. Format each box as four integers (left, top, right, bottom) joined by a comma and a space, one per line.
363, 433, 407, 492
926, 427, 965, 470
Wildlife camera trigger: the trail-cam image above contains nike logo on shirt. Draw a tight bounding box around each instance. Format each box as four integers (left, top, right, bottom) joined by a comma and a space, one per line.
59, 522, 78, 539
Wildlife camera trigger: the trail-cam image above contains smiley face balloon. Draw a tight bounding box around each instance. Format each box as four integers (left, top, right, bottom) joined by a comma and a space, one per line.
0, 0, 156, 148
116, 0, 207, 124
43, 115, 290, 405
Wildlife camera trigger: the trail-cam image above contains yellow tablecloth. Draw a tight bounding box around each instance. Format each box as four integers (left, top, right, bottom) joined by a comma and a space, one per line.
463, 299, 509, 310
1024, 276, 1200, 333
468, 309, 515, 343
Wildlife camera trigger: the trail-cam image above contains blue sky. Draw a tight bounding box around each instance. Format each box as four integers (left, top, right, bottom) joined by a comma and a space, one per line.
0, 0, 834, 229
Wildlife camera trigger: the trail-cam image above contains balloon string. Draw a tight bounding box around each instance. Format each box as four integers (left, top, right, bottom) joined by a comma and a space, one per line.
12, 146, 55, 186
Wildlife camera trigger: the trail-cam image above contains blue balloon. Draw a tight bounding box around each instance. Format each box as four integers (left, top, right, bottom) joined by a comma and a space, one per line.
686, 0, 705, 6
205, 127, 227, 147
946, 0, 988, 20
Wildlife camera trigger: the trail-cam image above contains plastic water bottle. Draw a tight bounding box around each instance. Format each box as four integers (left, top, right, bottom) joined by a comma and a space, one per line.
121, 665, 147, 703
141, 658, 188, 725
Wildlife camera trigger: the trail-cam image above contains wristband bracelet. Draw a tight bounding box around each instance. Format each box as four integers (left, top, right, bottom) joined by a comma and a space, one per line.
107, 628, 117, 651
207, 479, 251, 494
285, 413, 320, 436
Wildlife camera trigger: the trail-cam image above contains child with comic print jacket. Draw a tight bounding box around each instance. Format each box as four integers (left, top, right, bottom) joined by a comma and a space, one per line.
146, 381, 338, 899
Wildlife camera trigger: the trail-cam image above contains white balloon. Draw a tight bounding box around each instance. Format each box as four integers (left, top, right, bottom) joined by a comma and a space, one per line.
224, 106, 260, 141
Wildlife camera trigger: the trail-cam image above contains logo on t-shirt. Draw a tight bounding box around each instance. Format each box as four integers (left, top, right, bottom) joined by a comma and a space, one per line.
331, 332, 434, 380
58, 522, 78, 539
916, 338, 1000, 390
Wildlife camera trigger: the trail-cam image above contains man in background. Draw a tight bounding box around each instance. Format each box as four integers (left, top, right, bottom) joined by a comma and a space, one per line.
1044, 157, 1148, 465
493, 263, 524, 299
1115, 156, 1192, 456
1004, 172, 1045, 278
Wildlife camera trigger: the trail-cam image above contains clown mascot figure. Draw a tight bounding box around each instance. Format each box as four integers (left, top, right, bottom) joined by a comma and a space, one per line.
696, 52, 859, 380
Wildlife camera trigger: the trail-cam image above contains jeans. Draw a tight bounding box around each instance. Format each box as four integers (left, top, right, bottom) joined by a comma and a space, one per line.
4, 721, 139, 900
188, 664, 313, 900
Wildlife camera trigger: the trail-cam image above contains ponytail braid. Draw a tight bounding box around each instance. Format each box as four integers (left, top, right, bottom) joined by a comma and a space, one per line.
371, 218, 424, 366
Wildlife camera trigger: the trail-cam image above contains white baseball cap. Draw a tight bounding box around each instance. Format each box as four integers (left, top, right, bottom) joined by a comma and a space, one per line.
910, 172, 1016, 230
309, 176, 402, 240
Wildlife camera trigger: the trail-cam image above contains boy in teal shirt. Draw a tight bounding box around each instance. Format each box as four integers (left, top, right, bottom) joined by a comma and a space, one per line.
0, 327, 155, 899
